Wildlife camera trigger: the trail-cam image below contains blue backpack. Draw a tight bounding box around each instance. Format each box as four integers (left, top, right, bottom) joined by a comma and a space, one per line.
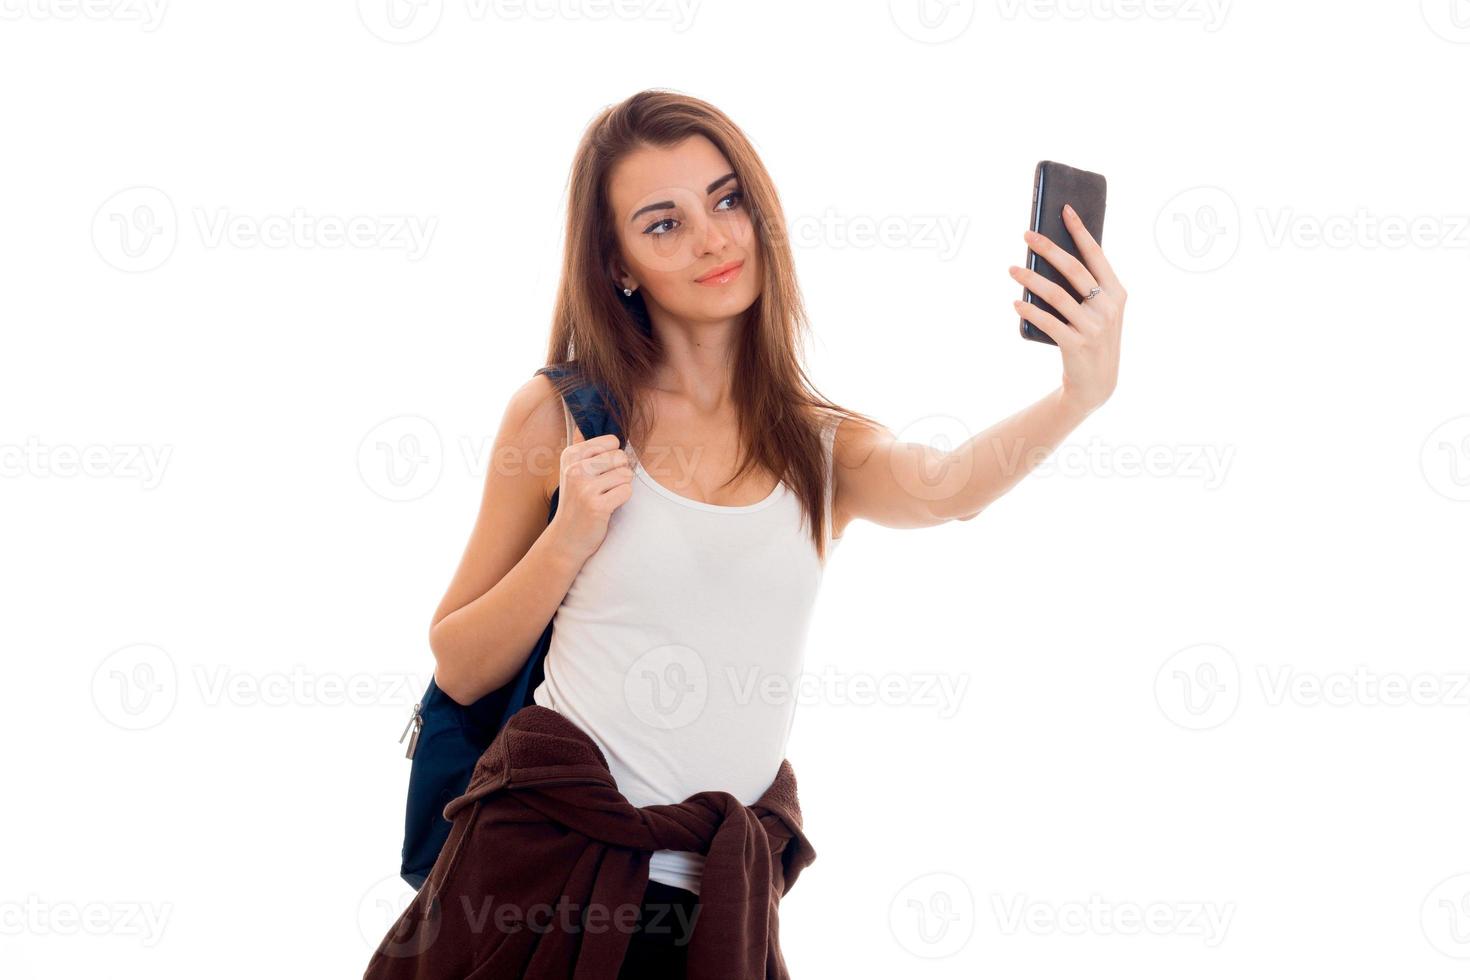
397, 363, 625, 889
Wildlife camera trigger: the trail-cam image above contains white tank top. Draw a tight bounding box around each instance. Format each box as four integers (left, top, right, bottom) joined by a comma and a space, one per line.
532, 402, 842, 894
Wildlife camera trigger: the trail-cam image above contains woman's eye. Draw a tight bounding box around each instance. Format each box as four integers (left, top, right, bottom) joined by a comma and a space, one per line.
642, 191, 741, 236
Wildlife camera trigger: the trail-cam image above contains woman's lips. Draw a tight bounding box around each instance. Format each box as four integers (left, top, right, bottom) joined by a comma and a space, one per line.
695, 260, 744, 286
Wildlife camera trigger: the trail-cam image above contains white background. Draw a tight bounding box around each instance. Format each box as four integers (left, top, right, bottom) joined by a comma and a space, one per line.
3, 1, 1469, 977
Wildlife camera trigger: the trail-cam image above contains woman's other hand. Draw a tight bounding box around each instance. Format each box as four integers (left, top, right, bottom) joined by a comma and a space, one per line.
548, 433, 634, 563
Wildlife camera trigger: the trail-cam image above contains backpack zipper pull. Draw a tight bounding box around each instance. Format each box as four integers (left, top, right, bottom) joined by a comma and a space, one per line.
400, 702, 423, 759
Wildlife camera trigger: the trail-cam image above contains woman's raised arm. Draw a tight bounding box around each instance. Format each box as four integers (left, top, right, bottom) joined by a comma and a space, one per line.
832, 205, 1126, 533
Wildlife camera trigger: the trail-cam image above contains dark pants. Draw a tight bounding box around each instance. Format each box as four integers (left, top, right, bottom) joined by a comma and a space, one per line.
616, 879, 701, 979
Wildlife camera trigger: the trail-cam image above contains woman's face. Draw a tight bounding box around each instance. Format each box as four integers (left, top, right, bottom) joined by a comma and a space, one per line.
606, 134, 762, 324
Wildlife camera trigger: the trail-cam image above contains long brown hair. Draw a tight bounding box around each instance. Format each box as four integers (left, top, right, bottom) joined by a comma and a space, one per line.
542, 88, 877, 563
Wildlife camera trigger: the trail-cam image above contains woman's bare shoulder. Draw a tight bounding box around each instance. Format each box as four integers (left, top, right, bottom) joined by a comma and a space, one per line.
826, 411, 888, 469
498, 370, 572, 506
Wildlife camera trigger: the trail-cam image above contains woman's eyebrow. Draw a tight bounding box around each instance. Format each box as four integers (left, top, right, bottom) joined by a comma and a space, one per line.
628, 172, 739, 224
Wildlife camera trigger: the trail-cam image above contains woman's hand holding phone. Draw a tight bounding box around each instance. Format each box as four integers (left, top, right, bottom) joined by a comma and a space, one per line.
1011, 204, 1127, 417
547, 433, 634, 564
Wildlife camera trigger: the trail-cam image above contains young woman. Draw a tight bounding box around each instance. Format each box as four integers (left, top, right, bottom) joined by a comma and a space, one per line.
423, 89, 1125, 978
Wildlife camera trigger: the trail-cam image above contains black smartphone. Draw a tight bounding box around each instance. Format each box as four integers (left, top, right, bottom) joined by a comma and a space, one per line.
1021, 160, 1107, 345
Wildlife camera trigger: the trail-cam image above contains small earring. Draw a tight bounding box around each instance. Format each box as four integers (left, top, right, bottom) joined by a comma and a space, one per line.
622, 286, 634, 297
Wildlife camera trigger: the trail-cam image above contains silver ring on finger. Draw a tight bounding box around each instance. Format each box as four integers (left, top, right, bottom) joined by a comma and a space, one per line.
1083, 286, 1103, 303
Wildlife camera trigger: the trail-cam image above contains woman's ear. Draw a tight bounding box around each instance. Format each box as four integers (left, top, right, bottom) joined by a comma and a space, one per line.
608, 256, 636, 294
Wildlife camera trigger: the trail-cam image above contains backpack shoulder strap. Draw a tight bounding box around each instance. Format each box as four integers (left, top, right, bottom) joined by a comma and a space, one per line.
535, 363, 625, 446
559, 395, 577, 448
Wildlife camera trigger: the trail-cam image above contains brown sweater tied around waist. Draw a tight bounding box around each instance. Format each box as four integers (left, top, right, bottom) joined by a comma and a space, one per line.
363, 704, 818, 979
